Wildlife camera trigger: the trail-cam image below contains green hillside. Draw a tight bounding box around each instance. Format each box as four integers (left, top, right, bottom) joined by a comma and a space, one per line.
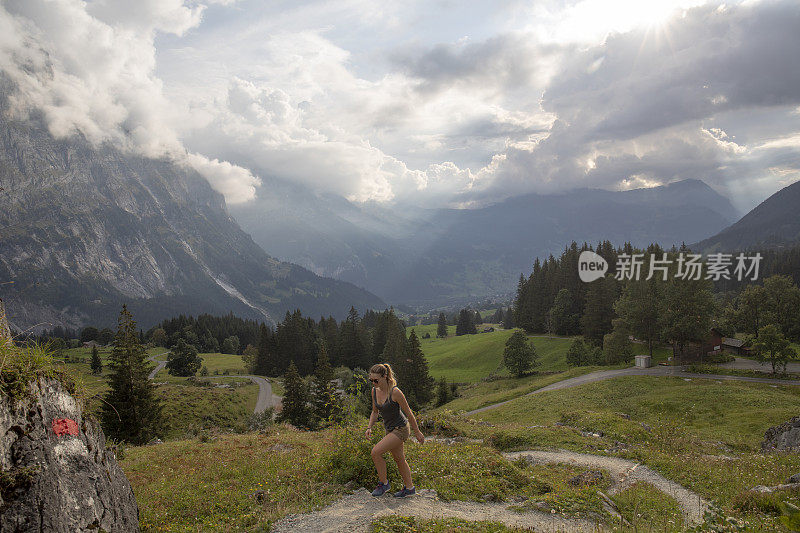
55, 346, 258, 438
407, 326, 578, 382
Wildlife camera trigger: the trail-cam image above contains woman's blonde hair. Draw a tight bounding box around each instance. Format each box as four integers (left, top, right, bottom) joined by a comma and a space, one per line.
369, 363, 397, 387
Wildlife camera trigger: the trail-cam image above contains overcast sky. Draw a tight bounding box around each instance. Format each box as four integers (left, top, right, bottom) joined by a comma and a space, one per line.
1, 0, 798, 213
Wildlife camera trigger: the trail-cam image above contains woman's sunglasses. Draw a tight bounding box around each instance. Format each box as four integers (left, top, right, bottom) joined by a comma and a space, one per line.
369, 378, 380, 383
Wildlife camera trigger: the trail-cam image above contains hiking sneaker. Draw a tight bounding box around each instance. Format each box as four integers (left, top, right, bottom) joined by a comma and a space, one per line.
393, 486, 416, 498
371, 481, 391, 496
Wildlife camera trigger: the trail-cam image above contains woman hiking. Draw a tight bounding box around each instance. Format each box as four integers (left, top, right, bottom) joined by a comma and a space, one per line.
365, 363, 425, 497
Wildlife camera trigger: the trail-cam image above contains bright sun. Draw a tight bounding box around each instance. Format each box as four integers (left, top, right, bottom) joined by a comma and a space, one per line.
538, 0, 711, 44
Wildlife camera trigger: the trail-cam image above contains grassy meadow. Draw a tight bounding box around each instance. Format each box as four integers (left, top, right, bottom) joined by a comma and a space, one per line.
53, 346, 259, 438
444, 375, 800, 531
407, 325, 674, 384
36, 326, 800, 531
119, 371, 800, 532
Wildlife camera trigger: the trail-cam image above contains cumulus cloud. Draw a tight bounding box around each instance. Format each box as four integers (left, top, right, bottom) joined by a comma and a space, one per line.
468, 0, 800, 211
0, 0, 259, 203
1, 0, 798, 212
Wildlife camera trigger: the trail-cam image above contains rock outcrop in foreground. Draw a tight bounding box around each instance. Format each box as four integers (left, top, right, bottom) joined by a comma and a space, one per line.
0, 376, 139, 532
763, 416, 800, 451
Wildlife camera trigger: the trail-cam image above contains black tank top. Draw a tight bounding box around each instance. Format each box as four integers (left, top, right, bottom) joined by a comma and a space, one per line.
374, 385, 408, 432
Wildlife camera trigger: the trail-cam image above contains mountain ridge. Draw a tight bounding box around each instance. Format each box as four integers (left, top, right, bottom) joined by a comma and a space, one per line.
692, 179, 800, 252
0, 102, 385, 331
232, 177, 739, 308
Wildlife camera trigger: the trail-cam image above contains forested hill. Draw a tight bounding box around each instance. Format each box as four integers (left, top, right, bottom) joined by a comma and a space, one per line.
0, 91, 385, 332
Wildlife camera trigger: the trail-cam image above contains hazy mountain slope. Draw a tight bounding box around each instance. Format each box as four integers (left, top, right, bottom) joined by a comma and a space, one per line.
692, 179, 800, 252
0, 106, 384, 331
233, 178, 738, 308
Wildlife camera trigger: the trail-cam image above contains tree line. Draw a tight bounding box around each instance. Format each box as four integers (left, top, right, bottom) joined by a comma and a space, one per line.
513, 241, 800, 368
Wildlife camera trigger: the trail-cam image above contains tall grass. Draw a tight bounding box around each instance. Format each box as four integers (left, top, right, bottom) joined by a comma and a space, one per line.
0, 340, 79, 400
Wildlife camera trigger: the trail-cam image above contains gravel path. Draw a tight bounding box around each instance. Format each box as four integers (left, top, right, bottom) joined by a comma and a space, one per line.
271, 447, 710, 532
504, 450, 709, 527
271, 487, 601, 532
146, 352, 281, 414
466, 365, 800, 415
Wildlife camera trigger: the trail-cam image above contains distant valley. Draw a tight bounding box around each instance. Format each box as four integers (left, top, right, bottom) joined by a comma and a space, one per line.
231, 178, 740, 308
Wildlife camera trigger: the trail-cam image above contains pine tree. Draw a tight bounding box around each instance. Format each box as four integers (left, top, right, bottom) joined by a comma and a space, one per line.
311, 344, 340, 426
277, 360, 312, 429
166, 338, 202, 377
381, 311, 407, 373
435, 376, 450, 407
614, 274, 664, 357
90, 345, 102, 375
436, 312, 448, 338
456, 309, 476, 336
338, 306, 370, 369
403, 329, 434, 410
254, 324, 275, 376
581, 277, 617, 346
101, 305, 164, 444
503, 330, 538, 377
566, 338, 590, 367
502, 307, 515, 329
603, 319, 634, 365
371, 310, 391, 360
663, 274, 716, 360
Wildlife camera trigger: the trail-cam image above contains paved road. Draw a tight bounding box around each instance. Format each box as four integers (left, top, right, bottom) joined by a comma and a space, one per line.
720, 356, 800, 374
206, 375, 280, 414
146, 351, 281, 414
465, 365, 800, 415
147, 351, 169, 380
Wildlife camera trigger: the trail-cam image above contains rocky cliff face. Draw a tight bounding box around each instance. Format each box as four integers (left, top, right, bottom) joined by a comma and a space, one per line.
0, 90, 385, 331
0, 376, 139, 532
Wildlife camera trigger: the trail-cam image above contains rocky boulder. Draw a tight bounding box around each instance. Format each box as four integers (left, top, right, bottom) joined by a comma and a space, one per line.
762, 416, 800, 451
1, 376, 139, 532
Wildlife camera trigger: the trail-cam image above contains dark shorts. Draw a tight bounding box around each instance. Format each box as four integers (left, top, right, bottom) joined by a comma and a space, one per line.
388, 422, 410, 442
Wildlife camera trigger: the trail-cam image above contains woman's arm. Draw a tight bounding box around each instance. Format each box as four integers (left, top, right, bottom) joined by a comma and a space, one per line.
393, 388, 425, 443
365, 387, 379, 437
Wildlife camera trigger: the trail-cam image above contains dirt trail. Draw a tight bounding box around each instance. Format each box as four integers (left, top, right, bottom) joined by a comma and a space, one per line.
504, 450, 709, 527
271, 487, 601, 532
271, 448, 709, 532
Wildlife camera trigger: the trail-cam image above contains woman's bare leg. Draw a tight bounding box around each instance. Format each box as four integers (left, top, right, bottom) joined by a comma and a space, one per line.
390, 441, 413, 488
371, 433, 402, 483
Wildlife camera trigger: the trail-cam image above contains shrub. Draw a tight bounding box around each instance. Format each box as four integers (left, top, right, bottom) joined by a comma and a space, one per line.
732, 489, 783, 515
705, 352, 736, 364
324, 424, 399, 488
416, 410, 465, 438
486, 431, 534, 451
247, 408, 275, 432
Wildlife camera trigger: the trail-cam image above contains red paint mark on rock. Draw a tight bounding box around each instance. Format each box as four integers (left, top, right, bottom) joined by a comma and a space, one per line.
52, 418, 80, 437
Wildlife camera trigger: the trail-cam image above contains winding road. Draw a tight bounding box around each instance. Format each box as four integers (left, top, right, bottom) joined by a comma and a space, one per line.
146, 351, 281, 414
466, 364, 800, 415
